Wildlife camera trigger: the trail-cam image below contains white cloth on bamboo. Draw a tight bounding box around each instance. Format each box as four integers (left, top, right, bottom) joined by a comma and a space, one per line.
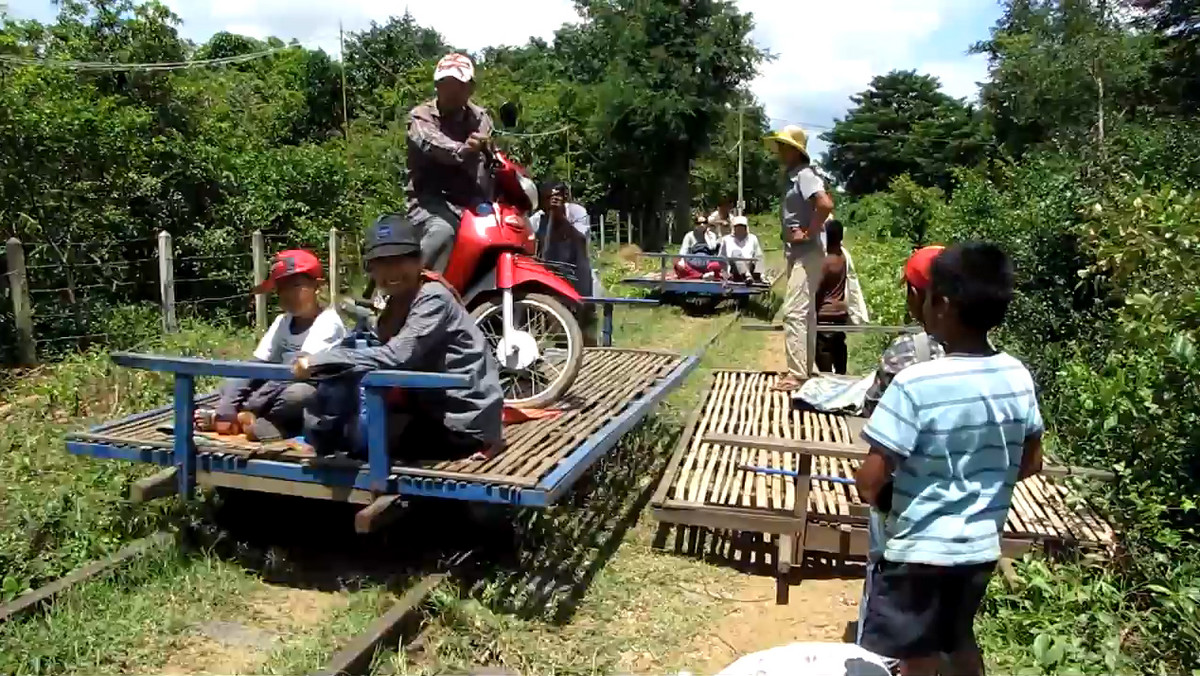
715, 642, 892, 676
795, 374, 875, 414
843, 245, 870, 325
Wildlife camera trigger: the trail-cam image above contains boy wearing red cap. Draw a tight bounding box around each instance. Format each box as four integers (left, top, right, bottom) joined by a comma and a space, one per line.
862, 246, 947, 415
196, 249, 346, 441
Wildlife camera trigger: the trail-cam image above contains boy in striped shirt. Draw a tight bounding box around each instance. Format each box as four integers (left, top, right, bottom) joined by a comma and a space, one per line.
854, 242, 1044, 675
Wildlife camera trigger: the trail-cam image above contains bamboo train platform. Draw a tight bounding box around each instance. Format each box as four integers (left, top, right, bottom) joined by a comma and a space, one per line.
650, 370, 1118, 601
68, 348, 697, 510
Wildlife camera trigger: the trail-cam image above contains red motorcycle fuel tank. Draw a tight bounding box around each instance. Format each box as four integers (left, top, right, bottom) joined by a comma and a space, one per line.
443, 202, 536, 291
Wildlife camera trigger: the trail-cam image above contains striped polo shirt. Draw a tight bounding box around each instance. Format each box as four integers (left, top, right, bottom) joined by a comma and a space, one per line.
861, 352, 1044, 566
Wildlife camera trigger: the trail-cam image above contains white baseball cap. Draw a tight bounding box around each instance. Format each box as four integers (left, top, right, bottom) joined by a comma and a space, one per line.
732, 215, 749, 226
434, 53, 475, 83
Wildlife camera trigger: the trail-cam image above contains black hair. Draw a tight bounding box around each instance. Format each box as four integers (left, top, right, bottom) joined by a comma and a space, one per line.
826, 219, 844, 247
929, 242, 1014, 332
542, 179, 569, 197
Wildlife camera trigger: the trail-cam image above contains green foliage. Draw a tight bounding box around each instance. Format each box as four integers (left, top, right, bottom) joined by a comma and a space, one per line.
823, 70, 990, 196
973, 0, 1158, 157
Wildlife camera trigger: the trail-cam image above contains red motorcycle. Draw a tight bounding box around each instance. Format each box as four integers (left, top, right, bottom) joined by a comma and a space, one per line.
364, 103, 584, 408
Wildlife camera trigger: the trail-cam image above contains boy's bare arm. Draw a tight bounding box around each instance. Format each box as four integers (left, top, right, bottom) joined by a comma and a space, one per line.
1018, 434, 1044, 480
855, 447, 896, 507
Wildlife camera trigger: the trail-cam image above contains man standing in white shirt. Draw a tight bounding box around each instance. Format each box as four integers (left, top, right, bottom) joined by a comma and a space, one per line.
707, 198, 733, 237
530, 181, 597, 344
718, 215, 764, 283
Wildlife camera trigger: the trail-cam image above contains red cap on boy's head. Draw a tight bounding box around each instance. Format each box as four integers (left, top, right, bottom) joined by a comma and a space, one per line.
251, 249, 323, 295
904, 245, 945, 291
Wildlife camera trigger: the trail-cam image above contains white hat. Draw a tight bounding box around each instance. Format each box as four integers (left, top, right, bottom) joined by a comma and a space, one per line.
434, 53, 475, 83
732, 215, 749, 226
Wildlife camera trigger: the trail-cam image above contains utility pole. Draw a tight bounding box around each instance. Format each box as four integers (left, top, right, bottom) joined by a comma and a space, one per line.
736, 106, 745, 216
339, 20, 351, 144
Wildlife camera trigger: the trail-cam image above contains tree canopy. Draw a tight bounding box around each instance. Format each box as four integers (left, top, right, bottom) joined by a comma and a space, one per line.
822, 70, 989, 196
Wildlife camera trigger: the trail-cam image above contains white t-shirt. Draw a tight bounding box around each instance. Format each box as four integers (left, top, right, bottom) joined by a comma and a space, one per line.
718, 233, 764, 266
715, 642, 893, 676
530, 203, 590, 238
253, 308, 347, 364
679, 229, 720, 256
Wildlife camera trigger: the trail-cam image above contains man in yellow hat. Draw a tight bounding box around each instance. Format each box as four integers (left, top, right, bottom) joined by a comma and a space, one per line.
766, 125, 835, 391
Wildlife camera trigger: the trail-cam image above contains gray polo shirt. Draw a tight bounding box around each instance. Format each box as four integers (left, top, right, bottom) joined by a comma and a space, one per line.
781, 164, 827, 257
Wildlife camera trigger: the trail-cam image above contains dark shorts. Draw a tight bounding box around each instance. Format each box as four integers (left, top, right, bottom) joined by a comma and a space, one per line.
860, 559, 995, 659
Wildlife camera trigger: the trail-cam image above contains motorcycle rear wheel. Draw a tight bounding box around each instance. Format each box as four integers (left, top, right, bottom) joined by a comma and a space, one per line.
470, 292, 584, 409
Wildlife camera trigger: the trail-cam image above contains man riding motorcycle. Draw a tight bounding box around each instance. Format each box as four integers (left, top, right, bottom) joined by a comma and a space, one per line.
406, 52, 494, 273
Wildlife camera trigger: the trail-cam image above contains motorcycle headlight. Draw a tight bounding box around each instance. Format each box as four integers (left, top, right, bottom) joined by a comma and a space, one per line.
518, 174, 538, 212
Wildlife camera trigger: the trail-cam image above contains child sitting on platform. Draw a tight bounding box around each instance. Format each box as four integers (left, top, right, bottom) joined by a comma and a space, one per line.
293, 215, 503, 461
855, 242, 1044, 676
196, 249, 346, 441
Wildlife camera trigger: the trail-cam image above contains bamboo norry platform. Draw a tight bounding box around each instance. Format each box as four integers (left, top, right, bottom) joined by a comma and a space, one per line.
652, 370, 1117, 561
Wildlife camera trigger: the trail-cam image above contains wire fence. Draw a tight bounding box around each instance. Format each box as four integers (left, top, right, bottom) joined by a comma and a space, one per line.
3, 209, 662, 365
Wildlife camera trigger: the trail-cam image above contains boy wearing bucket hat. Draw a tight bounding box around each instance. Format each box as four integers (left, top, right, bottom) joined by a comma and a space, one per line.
295, 215, 503, 461
766, 125, 835, 391
194, 249, 346, 441
406, 52, 494, 274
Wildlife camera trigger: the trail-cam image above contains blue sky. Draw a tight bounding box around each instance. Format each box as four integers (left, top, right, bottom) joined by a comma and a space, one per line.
8, 0, 1002, 158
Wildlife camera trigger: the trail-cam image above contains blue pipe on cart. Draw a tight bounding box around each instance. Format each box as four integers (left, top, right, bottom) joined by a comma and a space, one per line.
737, 464, 857, 485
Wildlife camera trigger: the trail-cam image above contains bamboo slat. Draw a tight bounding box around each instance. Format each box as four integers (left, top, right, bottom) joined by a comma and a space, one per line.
656, 370, 1119, 554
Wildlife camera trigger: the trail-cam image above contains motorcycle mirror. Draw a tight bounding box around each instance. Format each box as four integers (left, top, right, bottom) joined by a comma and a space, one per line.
498, 101, 519, 129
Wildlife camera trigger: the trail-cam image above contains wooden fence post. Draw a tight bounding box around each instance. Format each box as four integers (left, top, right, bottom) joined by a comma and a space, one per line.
328, 227, 340, 306
157, 231, 177, 333
627, 213, 633, 247
5, 237, 36, 365
252, 230, 266, 333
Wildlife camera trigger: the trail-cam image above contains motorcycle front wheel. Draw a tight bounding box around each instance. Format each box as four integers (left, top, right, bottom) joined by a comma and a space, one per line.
470, 292, 584, 409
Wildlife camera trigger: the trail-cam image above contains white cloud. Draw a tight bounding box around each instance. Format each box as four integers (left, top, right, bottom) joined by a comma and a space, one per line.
736, 0, 992, 157
162, 0, 581, 55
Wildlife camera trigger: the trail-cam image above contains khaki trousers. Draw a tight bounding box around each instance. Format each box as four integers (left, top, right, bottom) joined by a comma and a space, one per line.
783, 244, 826, 378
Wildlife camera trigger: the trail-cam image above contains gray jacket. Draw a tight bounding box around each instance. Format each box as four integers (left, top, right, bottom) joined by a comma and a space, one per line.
309, 282, 503, 445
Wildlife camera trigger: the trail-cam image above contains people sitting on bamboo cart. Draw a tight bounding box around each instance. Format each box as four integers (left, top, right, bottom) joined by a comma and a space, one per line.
294, 215, 504, 462
717, 215, 764, 283
194, 249, 346, 441
855, 242, 1044, 676
675, 214, 722, 280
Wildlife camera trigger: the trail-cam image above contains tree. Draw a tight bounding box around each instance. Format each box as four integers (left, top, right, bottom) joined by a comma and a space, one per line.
973, 0, 1157, 157
1132, 0, 1200, 113
690, 96, 777, 214
569, 0, 765, 246
823, 70, 989, 196
343, 13, 448, 125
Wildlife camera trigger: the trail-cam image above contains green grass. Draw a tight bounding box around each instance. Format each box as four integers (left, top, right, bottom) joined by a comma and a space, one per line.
0, 229, 1122, 675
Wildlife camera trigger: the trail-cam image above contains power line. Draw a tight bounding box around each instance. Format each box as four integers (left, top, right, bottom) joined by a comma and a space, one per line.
766, 115, 996, 146
0, 46, 297, 72
495, 125, 570, 139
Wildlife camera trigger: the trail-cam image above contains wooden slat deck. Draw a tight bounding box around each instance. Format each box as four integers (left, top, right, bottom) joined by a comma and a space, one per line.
653, 370, 1117, 553
73, 348, 685, 490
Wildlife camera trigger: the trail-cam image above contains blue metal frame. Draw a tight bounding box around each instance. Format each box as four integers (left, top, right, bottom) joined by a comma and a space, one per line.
581, 296, 660, 347
67, 349, 697, 507
620, 278, 767, 297
531, 353, 700, 505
